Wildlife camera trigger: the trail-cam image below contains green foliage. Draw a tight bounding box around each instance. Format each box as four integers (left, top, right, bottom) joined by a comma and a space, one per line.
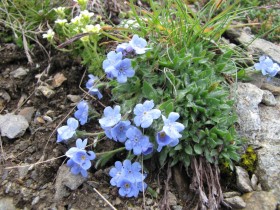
239, 146, 257, 173
111, 0, 243, 169
0, 0, 57, 46
225, 0, 280, 43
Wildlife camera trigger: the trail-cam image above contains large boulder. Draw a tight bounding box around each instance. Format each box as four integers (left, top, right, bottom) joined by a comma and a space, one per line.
235, 82, 280, 201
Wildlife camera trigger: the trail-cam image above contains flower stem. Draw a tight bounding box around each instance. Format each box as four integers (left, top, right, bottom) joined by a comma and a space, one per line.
95, 147, 125, 156
76, 131, 104, 137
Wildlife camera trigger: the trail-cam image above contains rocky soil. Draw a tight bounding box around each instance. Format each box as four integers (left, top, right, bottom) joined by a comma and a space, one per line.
1, 4, 280, 210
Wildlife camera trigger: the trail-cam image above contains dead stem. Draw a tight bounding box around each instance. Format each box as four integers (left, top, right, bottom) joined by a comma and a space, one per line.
188, 156, 224, 210
93, 188, 117, 210
159, 161, 172, 210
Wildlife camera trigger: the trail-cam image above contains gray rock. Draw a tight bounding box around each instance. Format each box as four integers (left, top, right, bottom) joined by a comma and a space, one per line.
223, 191, 241, 198
250, 174, 258, 191
224, 196, 246, 209
226, 27, 280, 64
236, 166, 253, 193
0, 113, 29, 139
262, 90, 277, 106
241, 191, 278, 210
54, 165, 86, 201
236, 82, 280, 201
0, 197, 16, 210
236, 83, 263, 138
10, 67, 29, 79
256, 183, 262, 191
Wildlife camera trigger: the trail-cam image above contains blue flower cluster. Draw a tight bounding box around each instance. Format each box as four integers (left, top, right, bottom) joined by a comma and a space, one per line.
65, 138, 96, 177
109, 159, 147, 198
57, 100, 89, 142
254, 55, 280, 78
99, 100, 185, 155
102, 35, 150, 83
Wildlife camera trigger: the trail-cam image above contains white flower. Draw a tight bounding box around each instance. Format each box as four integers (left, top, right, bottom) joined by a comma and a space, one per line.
55, 19, 67, 25
80, 10, 94, 19
82, 24, 101, 33
54, 7, 66, 17
71, 16, 81, 25
42, 29, 55, 40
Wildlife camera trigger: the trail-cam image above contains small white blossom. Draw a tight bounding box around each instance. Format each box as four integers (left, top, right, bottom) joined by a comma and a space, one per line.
42, 29, 55, 40
80, 10, 94, 19
71, 16, 82, 25
55, 19, 67, 25
82, 24, 101, 33
54, 7, 66, 17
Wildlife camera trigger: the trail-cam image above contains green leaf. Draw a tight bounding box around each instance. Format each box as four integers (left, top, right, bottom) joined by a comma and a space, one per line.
210, 149, 218, 157
194, 144, 203, 155
193, 135, 200, 143
170, 157, 179, 167
182, 155, 190, 168
95, 152, 115, 168
142, 81, 158, 101
174, 144, 182, 150
185, 145, 193, 155
177, 89, 188, 101
159, 147, 169, 166
147, 187, 158, 199
228, 150, 240, 162
158, 100, 174, 115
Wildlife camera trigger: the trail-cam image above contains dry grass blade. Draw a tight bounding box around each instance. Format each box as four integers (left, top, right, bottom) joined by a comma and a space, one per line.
93, 188, 117, 210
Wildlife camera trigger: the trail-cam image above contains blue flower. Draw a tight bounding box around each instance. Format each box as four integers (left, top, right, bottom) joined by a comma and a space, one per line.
111, 58, 135, 83
254, 55, 280, 77
109, 159, 147, 198
117, 179, 139, 198
109, 161, 124, 186
65, 138, 96, 177
125, 126, 151, 155
57, 117, 79, 142
86, 74, 103, 99
66, 138, 87, 157
101, 125, 113, 139
67, 159, 88, 177
142, 142, 154, 155
71, 150, 96, 170
74, 100, 89, 125
111, 120, 131, 142
116, 43, 133, 55
99, 105, 121, 128
102, 51, 123, 78
122, 159, 143, 183
156, 131, 179, 152
137, 181, 148, 192
162, 112, 185, 139
129, 34, 150, 55
133, 100, 161, 128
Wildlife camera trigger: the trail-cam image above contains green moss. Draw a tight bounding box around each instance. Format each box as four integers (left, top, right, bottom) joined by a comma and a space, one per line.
239, 146, 257, 173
